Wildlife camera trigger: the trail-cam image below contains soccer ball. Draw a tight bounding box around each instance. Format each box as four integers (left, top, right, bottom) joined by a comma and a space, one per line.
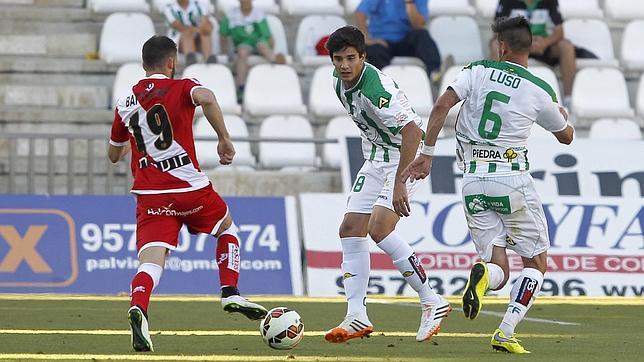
260, 307, 304, 350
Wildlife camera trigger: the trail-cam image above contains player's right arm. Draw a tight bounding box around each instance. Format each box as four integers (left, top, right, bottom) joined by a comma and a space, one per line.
192, 87, 235, 165
107, 108, 131, 164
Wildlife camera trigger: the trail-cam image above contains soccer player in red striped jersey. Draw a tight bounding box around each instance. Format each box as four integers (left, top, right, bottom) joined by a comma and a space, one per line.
108, 35, 267, 352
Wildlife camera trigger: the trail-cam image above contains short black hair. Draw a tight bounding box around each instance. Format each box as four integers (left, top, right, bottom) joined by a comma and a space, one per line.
142, 35, 177, 69
492, 16, 532, 53
326, 26, 366, 58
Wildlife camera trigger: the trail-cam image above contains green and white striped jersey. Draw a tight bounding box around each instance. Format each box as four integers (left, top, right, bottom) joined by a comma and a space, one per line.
449, 60, 567, 175
333, 63, 423, 163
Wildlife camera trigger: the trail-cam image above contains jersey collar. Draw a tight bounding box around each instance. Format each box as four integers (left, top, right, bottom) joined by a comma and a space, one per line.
504, 60, 528, 70
145, 73, 170, 79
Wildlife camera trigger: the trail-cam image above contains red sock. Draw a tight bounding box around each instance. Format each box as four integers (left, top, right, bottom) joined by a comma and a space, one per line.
130, 271, 153, 312
216, 233, 240, 288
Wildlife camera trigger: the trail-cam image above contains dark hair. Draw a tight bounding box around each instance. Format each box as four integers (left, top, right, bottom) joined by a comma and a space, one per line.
142, 35, 177, 69
492, 16, 532, 53
325, 26, 366, 58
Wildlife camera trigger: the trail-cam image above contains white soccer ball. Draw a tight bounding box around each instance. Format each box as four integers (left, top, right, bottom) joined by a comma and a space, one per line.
260, 307, 304, 350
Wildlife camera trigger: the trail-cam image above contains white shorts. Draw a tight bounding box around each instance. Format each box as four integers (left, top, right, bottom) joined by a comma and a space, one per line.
345, 160, 423, 214
461, 172, 549, 261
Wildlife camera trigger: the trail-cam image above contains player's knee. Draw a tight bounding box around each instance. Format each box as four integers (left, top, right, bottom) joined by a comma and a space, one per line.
215, 215, 233, 236
367, 224, 392, 243
339, 222, 364, 238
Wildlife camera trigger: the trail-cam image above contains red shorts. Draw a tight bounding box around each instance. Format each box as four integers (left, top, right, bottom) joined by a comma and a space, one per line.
135, 185, 228, 254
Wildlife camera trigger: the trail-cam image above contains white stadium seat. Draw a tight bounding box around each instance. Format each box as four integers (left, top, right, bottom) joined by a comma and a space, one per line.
430, 16, 483, 65
194, 115, 255, 168
182, 64, 241, 115
637, 74, 644, 117
563, 19, 619, 69
604, 0, 644, 21
344, 0, 361, 14
438, 65, 465, 127
589, 119, 643, 140
309, 65, 346, 118
217, 0, 279, 15
90, 0, 149, 13
248, 15, 292, 65
281, 0, 343, 15
475, 0, 498, 18
429, 0, 476, 16
99, 13, 155, 64
621, 21, 644, 72
571, 68, 634, 119
243, 64, 307, 116
382, 65, 433, 118
295, 15, 346, 66
323, 116, 360, 168
558, 0, 603, 19
259, 116, 316, 168
111, 63, 145, 108
528, 66, 562, 104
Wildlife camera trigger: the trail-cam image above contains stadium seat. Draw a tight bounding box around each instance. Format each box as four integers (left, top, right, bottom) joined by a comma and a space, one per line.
438, 65, 465, 127
429, 16, 483, 65
475, 0, 498, 18
621, 21, 644, 72
563, 19, 619, 68
243, 64, 307, 116
589, 119, 643, 140
153, 0, 214, 14
323, 116, 360, 168
558, 0, 603, 19
429, 0, 476, 16
309, 65, 347, 118
217, 0, 279, 14
529, 66, 562, 104
248, 15, 292, 65
89, 0, 149, 13
344, 0, 361, 14
382, 65, 433, 118
391, 57, 425, 67
571, 68, 634, 119
194, 115, 255, 168
604, 0, 644, 21
637, 74, 644, 117
111, 63, 145, 108
295, 15, 346, 66
99, 13, 155, 64
258, 116, 316, 168
182, 64, 241, 115
281, 0, 343, 15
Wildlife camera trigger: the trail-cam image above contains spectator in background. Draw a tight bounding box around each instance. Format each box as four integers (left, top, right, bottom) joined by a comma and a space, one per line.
355, 0, 442, 79
492, 0, 578, 109
164, 0, 217, 66
220, 0, 286, 101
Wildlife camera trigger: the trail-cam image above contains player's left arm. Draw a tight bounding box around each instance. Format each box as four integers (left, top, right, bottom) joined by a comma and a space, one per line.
394, 121, 423, 217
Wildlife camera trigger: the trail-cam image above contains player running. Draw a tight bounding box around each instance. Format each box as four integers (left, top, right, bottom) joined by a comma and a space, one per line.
402, 17, 574, 353
108, 35, 267, 352
324, 26, 450, 344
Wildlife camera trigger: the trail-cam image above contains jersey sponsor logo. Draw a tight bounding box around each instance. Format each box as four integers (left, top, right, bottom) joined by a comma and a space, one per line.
464, 194, 512, 215
503, 149, 518, 162
147, 203, 204, 217
472, 148, 502, 160
378, 96, 390, 109
515, 276, 539, 306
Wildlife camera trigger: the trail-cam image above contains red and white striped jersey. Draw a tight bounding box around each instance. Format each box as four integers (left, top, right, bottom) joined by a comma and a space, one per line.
110, 74, 210, 194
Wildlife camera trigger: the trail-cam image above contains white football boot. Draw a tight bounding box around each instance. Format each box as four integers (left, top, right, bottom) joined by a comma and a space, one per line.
128, 306, 153, 352
416, 296, 452, 342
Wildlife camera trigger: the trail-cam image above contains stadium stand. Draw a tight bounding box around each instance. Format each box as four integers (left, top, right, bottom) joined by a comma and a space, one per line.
258, 115, 317, 169
638, 74, 644, 118
563, 19, 619, 68
217, 0, 279, 15
621, 20, 644, 72
281, 0, 343, 16
295, 15, 347, 66
382, 65, 433, 118
194, 115, 255, 168
558, 0, 604, 19
152, 0, 214, 14
323, 116, 360, 168
89, 0, 150, 13
344, 0, 360, 15
475, 0, 497, 18
438, 65, 464, 127
309, 65, 347, 118
589, 118, 643, 139
111, 63, 146, 108
429, 16, 483, 65
243, 64, 307, 117
99, 12, 155, 64
571, 67, 635, 119
182, 63, 241, 115
428, 0, 476, 17
245, 14, 292, 65
605, 0, 644, 21
529, 66, 562, 103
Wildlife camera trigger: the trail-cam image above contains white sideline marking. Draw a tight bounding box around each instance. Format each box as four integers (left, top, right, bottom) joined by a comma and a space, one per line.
0, 355, 426, 362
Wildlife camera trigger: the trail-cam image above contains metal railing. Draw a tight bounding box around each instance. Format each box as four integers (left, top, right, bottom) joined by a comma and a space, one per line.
0, 133, 338, 195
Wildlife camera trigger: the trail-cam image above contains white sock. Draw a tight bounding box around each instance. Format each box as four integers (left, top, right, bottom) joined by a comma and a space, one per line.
499, 268, 544, 337
138, 262, 163, 290
377, 232, 440, 304
487, 263, 505, 290
341, 237, 370, 318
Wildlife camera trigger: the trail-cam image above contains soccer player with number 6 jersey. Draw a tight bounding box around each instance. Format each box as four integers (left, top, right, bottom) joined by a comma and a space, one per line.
323, 26, 451, 344
403, 17, 574, 353
108, 35, 267, 353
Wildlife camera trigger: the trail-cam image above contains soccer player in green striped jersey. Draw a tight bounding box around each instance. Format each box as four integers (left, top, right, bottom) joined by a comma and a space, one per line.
403, 17, 574, 353
323, 26, 450, 344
